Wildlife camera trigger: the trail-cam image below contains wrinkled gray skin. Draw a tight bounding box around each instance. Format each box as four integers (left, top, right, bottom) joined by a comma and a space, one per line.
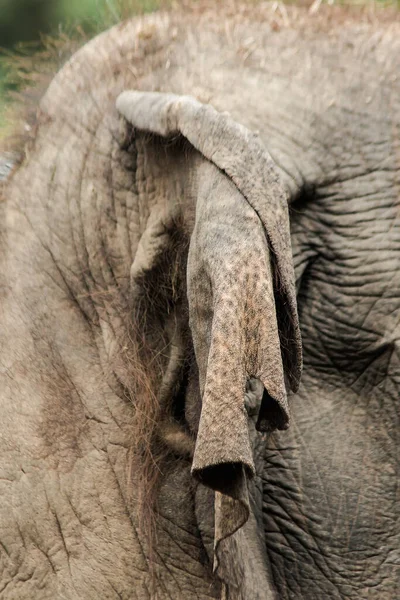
1, 5, 399, 599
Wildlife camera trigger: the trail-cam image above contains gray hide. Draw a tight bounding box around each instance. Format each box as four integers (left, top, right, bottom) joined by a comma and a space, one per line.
0, 4, 399, 600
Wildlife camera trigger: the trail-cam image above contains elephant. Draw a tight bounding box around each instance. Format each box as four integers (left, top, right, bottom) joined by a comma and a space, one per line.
0, 2, 399, 599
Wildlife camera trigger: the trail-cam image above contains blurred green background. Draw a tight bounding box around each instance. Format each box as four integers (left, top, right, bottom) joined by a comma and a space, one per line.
0, 0, 161, 130
0, 0, 161, 49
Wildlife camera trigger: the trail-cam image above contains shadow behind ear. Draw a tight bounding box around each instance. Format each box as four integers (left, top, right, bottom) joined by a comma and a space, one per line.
129, 204, 190, 403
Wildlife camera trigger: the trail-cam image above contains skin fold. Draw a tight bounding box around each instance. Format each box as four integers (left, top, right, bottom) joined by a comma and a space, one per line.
0, 3, 399, 599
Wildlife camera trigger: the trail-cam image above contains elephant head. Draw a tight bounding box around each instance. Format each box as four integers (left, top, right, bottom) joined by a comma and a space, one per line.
2, 5, 398, 600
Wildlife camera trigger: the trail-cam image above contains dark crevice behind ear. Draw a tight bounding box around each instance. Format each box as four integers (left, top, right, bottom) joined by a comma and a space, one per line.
128, 204, 192, 442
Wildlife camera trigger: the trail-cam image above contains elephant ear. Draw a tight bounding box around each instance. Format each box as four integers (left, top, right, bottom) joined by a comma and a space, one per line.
117, 91, 302, 588
117, 91, 301, 393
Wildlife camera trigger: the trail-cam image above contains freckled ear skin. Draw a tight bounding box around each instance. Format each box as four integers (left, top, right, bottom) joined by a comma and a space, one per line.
117, 91, 301, 588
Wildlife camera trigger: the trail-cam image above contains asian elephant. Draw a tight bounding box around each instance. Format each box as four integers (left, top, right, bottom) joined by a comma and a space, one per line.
0, 3, 399, 599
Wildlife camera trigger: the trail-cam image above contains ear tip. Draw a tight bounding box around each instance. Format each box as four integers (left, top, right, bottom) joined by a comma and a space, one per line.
288, 349, 303, 392
290, 373, 302, 394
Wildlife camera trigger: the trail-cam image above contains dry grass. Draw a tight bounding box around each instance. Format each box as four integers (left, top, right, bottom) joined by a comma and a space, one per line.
0, 32, 84, 136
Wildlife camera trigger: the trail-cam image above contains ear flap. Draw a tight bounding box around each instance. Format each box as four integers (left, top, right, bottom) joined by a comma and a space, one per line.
117, 90, 302, 392
117, 91, 302, 592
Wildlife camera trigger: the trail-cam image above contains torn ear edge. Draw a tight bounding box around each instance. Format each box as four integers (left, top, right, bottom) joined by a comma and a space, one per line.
117, 90, 302, 393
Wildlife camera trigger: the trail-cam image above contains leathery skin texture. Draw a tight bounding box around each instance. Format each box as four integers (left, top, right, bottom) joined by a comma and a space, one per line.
0, 3, 399, 598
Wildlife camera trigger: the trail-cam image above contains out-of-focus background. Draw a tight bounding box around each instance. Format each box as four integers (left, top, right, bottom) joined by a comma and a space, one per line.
0, 0, 163, 49
2, 0, 399, 50
0, 0, 161, 131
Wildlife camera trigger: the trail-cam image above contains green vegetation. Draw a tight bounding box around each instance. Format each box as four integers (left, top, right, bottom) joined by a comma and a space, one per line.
0, 0, 163, 48
52, 0, 162, 34
0, 0, 163, 131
